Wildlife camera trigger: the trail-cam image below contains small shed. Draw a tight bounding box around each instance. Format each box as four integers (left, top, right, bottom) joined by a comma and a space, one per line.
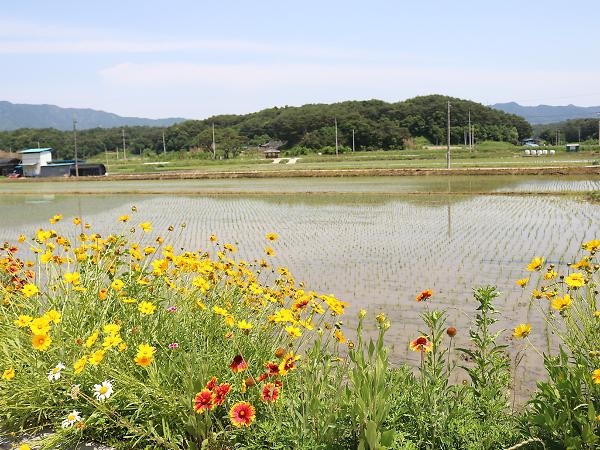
263, 149, 281, 159
565, 143, 580, 152
18, 148, 53, 177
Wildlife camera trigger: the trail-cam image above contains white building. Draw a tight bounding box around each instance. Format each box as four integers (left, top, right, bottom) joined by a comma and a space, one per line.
18, 148, 53, 177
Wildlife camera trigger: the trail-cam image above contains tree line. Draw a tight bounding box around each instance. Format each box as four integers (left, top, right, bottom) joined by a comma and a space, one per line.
533, 118, 600, 144
0, 95, 532, 160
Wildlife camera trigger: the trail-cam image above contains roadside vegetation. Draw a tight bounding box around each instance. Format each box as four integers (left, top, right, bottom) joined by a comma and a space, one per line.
1, 212, 599, 449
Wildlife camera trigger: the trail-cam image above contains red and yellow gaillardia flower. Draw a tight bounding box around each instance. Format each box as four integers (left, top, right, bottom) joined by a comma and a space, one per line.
230, 355, 248, 373
194, 389, 214, 413
416, 289, 433, 302
409, 335, 433, 353
229, 401, 255, 427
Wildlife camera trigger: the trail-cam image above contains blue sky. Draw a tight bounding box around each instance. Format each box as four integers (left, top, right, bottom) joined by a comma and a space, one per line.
2, 0, 599, 118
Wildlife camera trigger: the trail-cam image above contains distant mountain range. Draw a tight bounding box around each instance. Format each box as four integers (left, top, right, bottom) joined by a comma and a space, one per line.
492, 102, 600, 125
0, 101, 186, 131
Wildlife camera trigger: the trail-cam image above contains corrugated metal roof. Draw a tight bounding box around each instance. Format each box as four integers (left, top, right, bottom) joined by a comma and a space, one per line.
18, 148, 53, 154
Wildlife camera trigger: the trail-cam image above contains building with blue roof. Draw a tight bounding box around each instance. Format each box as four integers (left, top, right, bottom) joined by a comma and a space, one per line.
18, 148, 53, 177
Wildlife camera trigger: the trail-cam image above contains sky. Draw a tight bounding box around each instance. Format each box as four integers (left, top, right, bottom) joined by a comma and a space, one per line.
2, 0, 600, 119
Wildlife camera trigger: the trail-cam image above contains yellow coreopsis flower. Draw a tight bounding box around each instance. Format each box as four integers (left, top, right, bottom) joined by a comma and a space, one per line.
334, 329, 346, 343
544, 271, 558, 280
119, 215, 130, 222
138, 301, 156, 315
266, 232, 278, 241
73, 356, 87, 375
513, 323, 531, 339
593, 369, 600, 384
21, 283, 39, 297
583, 239, 600, 252
237, 320, 253, 331
285, 326, 302, 338
40, 251, 53, 264
49, 214, 62, 224
29, 317, 51, 335
526, 257, 544, 271
2, 368, 15, 381
63, 272, 81, 284
85, 329, 99, 348
551, 295, 571, 311
43, 309, 61, 324
111, 279, 124, 291
88, 349, 106, 366
73, 217, 81, 225
103, 323, 121, 335
265, 247, 276, 257
516, 278, 529, 287
565, 273, 585, 288
13, 315, 33, 327
139, 222, 153, 233
32, 334, 52, 351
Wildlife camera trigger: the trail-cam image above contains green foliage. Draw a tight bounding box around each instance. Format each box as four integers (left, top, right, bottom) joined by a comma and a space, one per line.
0, 96, 532, 159
346, 314, 395, 450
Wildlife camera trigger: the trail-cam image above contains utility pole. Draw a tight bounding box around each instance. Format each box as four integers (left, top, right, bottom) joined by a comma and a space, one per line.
352, 128, 355, 152
37, 141, 40, 149
334, 117, 339, 156
73, 119, 79, 177
468, 109, 472, 151
162, 131, 167, 155
446, 101, 451, 169
212, 123, 216, 159
122, 128, 127, 161
578, 127, 581, 143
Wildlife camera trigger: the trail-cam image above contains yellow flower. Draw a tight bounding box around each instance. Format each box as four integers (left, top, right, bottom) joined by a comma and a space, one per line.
2, 368, 15, 381
49, 214, 62, 224
526, 257, 544, 271
21, 283, 39, 297
237, 320, 253, 331
134, 343, 154, 367
285, 326, 302, 338
583, 239, 600, 252
64, 272, 81, 284
551, 295, 571, 311
516, 278, 529, 287
513, 323, 531, 339
544, 271, 557, 280
18, 234, 26, 243
192, 276, 210, 293
122, 297, 137, 304
209, 234, 217, 242
152, 259, 168, 275
334, 329, 346, 343
139, 222, 153, 233
73, 356, 87, 375
565, 273, 585, 288
73, 217, 81, 225
144, 246, 156, 255
111, 279, 124, 291
13, 315, 33, 327
196, 299, 206, 310
29, 317, 51, 335
43, 309, 61, 324
119, 215, 130, 222
223, 243, 237, 253
85, 330, 99, 348
593, 369, 600, 384
32, 334, 52, 351
103, 323, 121, 335
138, 301, 157, 315
266, 232, 279, 241
40, 251, 53, 264
88, 349, 106, 366
265, 247, 276, 257
102, 334, 123, 349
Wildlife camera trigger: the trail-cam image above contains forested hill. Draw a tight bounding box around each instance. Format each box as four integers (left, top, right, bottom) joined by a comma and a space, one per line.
0, 101, 186, 131
492, 102, 600, 125
0, 95, 531, 159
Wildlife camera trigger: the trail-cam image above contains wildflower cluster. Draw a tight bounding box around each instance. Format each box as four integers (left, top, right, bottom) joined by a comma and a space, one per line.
0, 212, 348, 448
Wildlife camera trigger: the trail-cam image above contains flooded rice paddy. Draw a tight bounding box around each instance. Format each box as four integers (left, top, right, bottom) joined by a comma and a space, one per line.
1, 174, 599, 395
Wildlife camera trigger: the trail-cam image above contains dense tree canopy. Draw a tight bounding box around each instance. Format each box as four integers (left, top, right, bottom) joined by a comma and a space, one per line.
533, 118, 600, 144
0, 95, 532, 159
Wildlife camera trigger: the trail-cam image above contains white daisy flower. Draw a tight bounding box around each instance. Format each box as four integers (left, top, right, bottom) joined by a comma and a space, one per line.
47, 363, 65, 382
61, 410, 82, 428
93, 380, 113, 401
